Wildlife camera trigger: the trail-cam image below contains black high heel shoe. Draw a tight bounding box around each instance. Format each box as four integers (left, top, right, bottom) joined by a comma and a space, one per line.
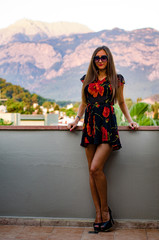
93, 222, 102, 232
101, 207, 114, 232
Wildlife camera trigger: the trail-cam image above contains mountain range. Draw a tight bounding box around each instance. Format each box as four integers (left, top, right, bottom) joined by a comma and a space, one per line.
0, 19, 159, 101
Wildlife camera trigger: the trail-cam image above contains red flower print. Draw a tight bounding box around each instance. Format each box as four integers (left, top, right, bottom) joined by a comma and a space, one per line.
88, 83, 104, 97
95, 102, 100, 108
111, 105, 114, 114
102, 107, 110, 118
87, 123, 92, 136
98, 78, 106, 84
85, 137, 89, 144
101, 127, 108, 141
109, 84, 113, 94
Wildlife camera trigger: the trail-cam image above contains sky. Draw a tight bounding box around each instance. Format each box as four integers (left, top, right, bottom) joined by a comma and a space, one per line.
0, 0, 158, 31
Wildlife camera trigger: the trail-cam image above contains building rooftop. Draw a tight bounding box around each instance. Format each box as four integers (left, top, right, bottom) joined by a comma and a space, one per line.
20, 114, 45, 120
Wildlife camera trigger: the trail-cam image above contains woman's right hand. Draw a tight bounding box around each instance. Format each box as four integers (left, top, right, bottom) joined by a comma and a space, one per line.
67, 102, 86, 132
67, 119, 79, 131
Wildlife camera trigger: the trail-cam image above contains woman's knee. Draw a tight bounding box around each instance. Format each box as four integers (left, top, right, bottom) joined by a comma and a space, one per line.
89, 166, 103, 178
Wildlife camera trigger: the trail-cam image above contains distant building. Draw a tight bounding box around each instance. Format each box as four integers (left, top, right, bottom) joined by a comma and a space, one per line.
66, 103, 73, 109
0, 105, 7, 113
40, 106, 47, 114
20, 113, 59, 126
0, 113, 59, 126
20, 114, 45, 126
33, 103, 39, 108
58, 115, 83, 126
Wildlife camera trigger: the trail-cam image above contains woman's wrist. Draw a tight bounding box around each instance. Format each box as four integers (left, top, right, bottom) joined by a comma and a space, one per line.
74, 116, 80, 124
127, 116, 133, 123
128, 120, 133, 124
128, 119, 135, 124
76, 115, 81, 121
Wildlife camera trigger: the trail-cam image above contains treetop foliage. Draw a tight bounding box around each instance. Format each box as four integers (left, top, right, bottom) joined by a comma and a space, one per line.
0, 77, 54, 107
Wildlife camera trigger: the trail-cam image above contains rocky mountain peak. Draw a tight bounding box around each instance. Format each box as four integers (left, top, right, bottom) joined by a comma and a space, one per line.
0, 20, 158, 101
0, 19, 93, 45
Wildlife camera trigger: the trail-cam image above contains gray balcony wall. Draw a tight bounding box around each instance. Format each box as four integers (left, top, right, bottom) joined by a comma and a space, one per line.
0, 129, 159, 220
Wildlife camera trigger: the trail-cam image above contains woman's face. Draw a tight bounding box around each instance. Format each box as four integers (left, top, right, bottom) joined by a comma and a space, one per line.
94, 49, 108, 71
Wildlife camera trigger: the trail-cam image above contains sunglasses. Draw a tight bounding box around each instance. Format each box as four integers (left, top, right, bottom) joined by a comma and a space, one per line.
94, 55, 108, 62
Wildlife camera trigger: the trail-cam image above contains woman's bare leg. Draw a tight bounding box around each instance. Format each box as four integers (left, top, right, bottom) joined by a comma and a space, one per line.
90, 143, 112, 222
85, 144, 102, 223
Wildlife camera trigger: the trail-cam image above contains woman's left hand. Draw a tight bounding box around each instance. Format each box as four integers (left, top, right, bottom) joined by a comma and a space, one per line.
128, 121, 138, 130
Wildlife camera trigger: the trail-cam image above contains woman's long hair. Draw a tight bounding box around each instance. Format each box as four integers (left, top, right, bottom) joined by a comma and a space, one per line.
82, 46, 118, 104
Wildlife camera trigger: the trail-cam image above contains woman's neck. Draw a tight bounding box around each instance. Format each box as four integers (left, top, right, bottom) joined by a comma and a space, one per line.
98, 70, 107, 80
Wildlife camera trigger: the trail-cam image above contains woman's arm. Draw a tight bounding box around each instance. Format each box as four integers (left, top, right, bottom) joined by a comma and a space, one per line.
67, 102, 86, 131
117, 85, 138, 130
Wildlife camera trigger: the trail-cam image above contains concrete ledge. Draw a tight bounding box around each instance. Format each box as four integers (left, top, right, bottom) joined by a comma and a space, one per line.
0, 125, 158, 131
0, 217, 158, 229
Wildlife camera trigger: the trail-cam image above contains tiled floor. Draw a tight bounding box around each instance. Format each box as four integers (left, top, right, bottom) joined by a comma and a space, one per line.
0, 226, 158, 240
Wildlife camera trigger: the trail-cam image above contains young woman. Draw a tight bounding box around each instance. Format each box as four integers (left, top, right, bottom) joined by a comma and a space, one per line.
68, 46, 138, 232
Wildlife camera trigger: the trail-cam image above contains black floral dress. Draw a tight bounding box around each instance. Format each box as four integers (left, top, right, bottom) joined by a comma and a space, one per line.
80, 74, 125, 151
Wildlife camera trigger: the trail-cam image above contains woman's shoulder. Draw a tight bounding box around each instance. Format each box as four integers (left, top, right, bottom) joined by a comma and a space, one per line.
80, 73, 125, 85
117, 74, 125, 86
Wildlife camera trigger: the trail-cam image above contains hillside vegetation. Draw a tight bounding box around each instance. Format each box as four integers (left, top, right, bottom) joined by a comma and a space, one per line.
0, 78, 54, 113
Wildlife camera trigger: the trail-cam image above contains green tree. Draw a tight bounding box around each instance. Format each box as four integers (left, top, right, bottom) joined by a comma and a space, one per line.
23, 104, 34, 114
125, 98, 133, 109
60, 107, 66, 113
0, 78, 7, 89
42, 101, 52, 109
155, 119, 159, 126
54, 104, 60, 111
72, 102, 80, 114
151, 102, 159, 120
65, 108, 76, 117
4, 85, 14, 98
114, 102, 158, 126
137, 97, 142, 103
31, 93, 38, 103
0, 77, 55, 113
137, 116, 157, 126
114, 104, 124, 125
129, 102, 150, 120
6, 99, 25, 113
35, 105, 43, 114
129, 102, 157, 125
